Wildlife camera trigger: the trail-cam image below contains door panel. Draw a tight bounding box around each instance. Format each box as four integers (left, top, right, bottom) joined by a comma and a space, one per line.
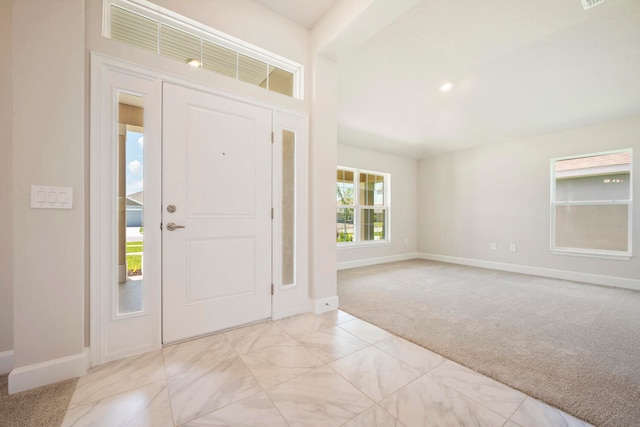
186, 237, 256, 303
185, 106, 256, 218
162, 83, 272, 343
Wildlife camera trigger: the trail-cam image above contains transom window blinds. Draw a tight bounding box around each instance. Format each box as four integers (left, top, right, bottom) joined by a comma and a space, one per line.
108, 1, 300, 98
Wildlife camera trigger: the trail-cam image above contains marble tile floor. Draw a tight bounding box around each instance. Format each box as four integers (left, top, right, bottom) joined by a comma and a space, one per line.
62, 310, 593, 427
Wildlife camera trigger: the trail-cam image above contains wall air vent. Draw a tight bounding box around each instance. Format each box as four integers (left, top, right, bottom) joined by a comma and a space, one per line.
581, 0, 606, 10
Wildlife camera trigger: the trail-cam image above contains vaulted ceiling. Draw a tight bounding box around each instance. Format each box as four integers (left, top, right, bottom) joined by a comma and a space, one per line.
258, 0, 640, 158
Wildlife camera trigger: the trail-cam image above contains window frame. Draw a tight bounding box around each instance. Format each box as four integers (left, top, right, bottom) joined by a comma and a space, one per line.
550, 149, 633, 260
336, 166, 391, 247
103, 0, 304, 99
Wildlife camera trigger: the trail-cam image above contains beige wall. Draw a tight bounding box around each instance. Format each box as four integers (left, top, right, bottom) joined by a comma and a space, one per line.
12, 0, 85, 367
417, 115, 640, 281
0, 0, 14, 355
337, 145, 418, 265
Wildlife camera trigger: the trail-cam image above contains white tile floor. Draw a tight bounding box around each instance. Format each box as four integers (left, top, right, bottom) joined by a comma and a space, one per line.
62, 310, 593, 427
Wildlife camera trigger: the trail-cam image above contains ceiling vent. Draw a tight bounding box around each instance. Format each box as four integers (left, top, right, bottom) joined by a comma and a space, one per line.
581, 0, 606, 10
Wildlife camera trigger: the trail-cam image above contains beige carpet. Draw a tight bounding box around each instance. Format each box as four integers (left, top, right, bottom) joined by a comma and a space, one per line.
338, 259, 640, 427
0, 374, 77, 427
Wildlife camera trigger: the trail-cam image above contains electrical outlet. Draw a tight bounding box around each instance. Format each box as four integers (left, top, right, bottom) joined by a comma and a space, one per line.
490, 242, 497, 250
404, 237, 409, 245
510, 243, 517, 252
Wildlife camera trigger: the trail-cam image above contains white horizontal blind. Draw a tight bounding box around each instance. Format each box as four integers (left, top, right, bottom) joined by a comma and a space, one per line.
551, 150, 632, 257
238, 54, 268, 87
159, 24, 200, 65
110, 5, 158, 53
202, 41, 236, 79
106, 0, 301, 99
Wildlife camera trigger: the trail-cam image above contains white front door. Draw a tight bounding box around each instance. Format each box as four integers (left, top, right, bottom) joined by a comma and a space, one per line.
162, 83, 273, 343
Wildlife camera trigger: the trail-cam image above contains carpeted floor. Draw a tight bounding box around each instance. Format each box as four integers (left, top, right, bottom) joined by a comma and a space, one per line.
338, 259, 640, 427
0, 373, 77, 427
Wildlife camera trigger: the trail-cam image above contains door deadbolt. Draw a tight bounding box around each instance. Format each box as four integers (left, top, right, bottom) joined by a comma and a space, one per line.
167, 204, 177, 213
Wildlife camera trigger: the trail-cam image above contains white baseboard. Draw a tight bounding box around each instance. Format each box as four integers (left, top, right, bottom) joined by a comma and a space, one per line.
8, 350, 87, 394
314, 296, 339, 314
418, 253, 640, 292
0, 350, 14, 375
337, 252, 419, 271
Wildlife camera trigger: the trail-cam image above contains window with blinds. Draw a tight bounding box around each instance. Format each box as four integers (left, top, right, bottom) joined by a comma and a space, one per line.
550, 149, 632, 259
107, 0, 301, 99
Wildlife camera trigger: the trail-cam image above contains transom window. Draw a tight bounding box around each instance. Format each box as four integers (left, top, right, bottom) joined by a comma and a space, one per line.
550, 149, 632, 259
104, 0, 303, 99
337, 167, 390, 245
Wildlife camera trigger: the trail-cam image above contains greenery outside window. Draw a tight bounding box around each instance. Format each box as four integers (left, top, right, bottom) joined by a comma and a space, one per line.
550, 149, 632, 259
337, 167, 390, 244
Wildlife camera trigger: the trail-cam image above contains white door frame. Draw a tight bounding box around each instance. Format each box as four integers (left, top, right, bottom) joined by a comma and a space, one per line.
90, 53, 309, 366
90, 53, 163, 365
272, 112, 310, 319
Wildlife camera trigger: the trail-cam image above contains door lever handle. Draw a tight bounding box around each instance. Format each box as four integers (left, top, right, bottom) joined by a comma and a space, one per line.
166, 222, 186, 231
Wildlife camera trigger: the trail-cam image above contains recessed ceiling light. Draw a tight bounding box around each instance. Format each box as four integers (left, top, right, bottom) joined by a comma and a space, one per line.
187, 59, 202, 68
581, 0, 605, 10
440, 81, 454, 92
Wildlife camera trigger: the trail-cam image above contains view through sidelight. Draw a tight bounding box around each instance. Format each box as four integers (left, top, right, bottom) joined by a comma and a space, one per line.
117, 93, 145, 315
282, 129, 295, 285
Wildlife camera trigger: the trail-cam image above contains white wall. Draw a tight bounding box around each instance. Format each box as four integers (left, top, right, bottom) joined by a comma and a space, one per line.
337, 145, 418, 268
417, 115, 640, 283
11, 0, 85, 371
307, 0, 377, 307
0, 0, 14, 356
308, 55, 338, 304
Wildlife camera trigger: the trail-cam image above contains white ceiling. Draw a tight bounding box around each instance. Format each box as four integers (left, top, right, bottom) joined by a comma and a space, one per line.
253, 0, 339, 29
264, 0, 640, 158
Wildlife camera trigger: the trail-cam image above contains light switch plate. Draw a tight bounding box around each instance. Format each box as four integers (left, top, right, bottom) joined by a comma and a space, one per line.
31, 185, 73, 209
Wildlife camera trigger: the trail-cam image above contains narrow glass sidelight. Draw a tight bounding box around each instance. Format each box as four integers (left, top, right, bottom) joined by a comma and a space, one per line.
117, 92, 145, 315
271, 111, 308, 320
282, 130, 296, 286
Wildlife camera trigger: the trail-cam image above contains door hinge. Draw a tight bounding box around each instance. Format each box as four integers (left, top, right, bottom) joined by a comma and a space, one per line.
271, 131, 274, 144
160, 222, 163, 230
271, 284, 274, 295
271, 208, 274, 219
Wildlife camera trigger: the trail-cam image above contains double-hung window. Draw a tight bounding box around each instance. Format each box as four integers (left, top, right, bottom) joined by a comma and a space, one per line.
551, 149, 632, 259
337, 167, 390, 244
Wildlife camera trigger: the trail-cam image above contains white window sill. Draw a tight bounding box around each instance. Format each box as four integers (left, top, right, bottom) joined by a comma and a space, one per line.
550, 248, 631, 261
337, 241, 391, 250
